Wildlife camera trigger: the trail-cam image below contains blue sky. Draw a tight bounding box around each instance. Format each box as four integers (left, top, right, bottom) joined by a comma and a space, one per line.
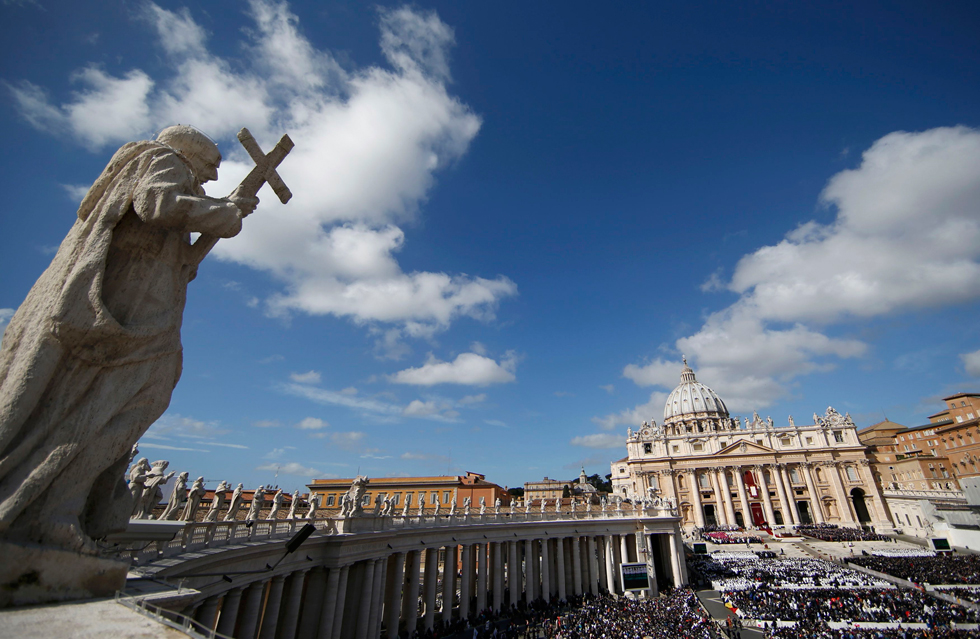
2, 1, 980, 493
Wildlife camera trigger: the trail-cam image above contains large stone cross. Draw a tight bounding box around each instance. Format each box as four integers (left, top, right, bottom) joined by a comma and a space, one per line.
235, 127, 293, 204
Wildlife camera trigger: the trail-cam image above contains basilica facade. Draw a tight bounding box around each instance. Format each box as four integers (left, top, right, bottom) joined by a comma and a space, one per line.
610, 361, 893, 532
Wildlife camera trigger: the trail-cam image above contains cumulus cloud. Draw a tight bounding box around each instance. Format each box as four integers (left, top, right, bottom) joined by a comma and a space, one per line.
390, 351, 517, 386
0, 308, 14, 329
963, 349, 980, 377
296, 417, 328, 430
290, 370, 321, 384
570, 433, 625, 449
615, 126, 980, 412
257, 461, 321, 476
11, 1, 515, 340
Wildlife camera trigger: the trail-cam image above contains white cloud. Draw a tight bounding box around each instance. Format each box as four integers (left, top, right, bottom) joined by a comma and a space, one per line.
340, 387, 358, 395
615, 126, 980, 411
0, 308, 14, 329
402, 399, 459, 421
257, 461, 321, 476
253, 419, 282, 428
593, 391, 669, 431
296, 417, 328, 430
282, 382, 402, 416
390, 351, 517, 386
400, 451, 449, 463
484, 419, 507, 428
61, 183, 90, 203
136, 442, 210, 453
599, 384, 614, 394
458, 393, 486, 405
290, 370, 321, 384
570, 433, 625, 449
963, 349, 980, 377
144, 413, 230, 440
330, 431, 365, 448
12, 1, 515, 340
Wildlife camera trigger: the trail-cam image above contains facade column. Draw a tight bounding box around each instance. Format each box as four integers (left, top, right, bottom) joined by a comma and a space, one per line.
827, 462, 857, 523
459, 545, 472, 620
279, 569, 309, 639
441, 545, 457, 623
355, 560, 378, 639
772, 464, 792, 526
718, 469, 737, 525
523, 539, 534, 602
385, 553, 405, 639
257, 574, 286, 639
800, 462, 825, 523
709, 470, 728, 525
238, 579, 268, 639
586, 536, 599, 595
858, 459, 891, 526
596, 538, 607, 592
668, 533, 683, 588
423, 547, 439, 630
507, 541, 519, 608
754, 466, 776, 527
734, 469, 754, 526
571, 537, 582, 596
688, 471, 705, 528
604, 536, 617, 595
403, 551, 422, 632
555, 537, 567, 601
321, 566, 344, 639
330, 565, 351, 639
369, 559, 388, 639
475, 543, 487, 613
779, 465, 800, 525
619, 534, 629, 563
194, 595, 221, 633
215, 587, 244, 637
298, 567, 327, 639
539, 538, 551, 600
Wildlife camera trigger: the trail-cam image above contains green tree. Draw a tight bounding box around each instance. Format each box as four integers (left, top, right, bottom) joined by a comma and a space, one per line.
562, 484, 571, 499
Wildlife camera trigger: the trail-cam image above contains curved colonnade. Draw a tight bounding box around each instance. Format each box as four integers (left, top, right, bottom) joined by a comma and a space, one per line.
136, 509, 685, 639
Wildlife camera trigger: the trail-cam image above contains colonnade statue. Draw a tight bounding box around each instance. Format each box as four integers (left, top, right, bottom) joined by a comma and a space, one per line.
0, 125, 293, 603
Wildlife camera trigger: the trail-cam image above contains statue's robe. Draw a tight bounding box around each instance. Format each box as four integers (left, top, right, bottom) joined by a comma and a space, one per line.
0, 141, 241, 552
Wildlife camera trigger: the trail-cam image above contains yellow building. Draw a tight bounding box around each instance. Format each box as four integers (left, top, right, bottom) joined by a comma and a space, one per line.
307, 471, 510, 513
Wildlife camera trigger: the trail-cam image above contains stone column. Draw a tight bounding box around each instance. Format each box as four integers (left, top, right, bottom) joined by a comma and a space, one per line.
595, 538, 607, 592
772, 464, 792, 526
354, 560, 378, 639
827, 462, 856, 523
688, 471, 705, 528
709, 470, 728, 525
279, 569, 309, 639
404, 551, 422, 632
754, 466, 776, 527
635, 533, 656, 597
604, 536, 616, 594
238, 579, 268, 639
479, 543, 491, 613
321, 566, 344, 639
331, 565, 351, 639
858, 459, 891, 526
734, 469, 753, 526
539, 537, 551, 600
298, 567, 327, 639
215, 587, 244, 637
571, 537, 582, 596
668, 533, 684, 588
587, 536, 599, 595
491, 542, 503, 610
423, 547, 439, 630
523, 539, 535, 602
555, 537, 567, 601
257, 575, 285, 639
718, 469, 737, 525
385, 553, 405, 639
619, 534, 630, 563
779, 465, 800, 525
459, 545, 472, 620
441, 545, 457, 623
369, 558, 387, 639
800, 463, 825, 523
195, 595, 221, 633
507, 541, 520, 608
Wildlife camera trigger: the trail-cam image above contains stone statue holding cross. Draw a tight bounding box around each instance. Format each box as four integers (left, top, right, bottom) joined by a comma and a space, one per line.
0, 125, 293, 562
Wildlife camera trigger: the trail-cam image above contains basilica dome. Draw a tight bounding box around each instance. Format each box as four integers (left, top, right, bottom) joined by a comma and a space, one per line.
663, 359, 729, 423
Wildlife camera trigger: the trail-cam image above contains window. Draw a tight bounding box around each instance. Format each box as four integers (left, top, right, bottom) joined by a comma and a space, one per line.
805, 436, 813, 446
362, 494, 371, 505
692, 443, 703, 452
917, 432, 922, 439
833, 431, 844, 443
443, 491, 452, 503
393, 493, 401, 505
756, 439, 763, 446
643, 443, 652, 454
672, 445, 679, 453
957, 416, 965, 423
404, 492, 413, 505
430, 491, 439, 504
699, 473, 710, 488
326, 494, 336, 506
619, 467, 626, 474
780, 438, 792, 447
846, 467, 859, 482
969, 413, 976, 419
789, 468, 801, 484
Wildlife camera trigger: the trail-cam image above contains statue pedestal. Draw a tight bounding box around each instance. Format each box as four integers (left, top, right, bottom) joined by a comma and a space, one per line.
0, 541, 129, 607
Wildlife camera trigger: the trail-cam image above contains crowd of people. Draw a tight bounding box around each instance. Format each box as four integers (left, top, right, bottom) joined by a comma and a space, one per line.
935, 587, 980, 605
540, 590, 718, 639
762, 619, 979, 639
796, 524, 889, 542
704, 531, 763, 545
688, 554, 892, 591
725, 585, 976, 625
849, 555, 980, 585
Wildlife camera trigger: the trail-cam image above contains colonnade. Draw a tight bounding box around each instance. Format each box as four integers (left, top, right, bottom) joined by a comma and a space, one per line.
183, 525, 686, 639
659, 460, 889, 529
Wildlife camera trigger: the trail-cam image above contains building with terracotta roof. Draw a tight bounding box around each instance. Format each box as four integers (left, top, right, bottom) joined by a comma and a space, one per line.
307, 472, 510, 514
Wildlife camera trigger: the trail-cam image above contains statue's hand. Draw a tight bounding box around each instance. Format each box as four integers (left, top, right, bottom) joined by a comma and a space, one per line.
229, 186, 260, 217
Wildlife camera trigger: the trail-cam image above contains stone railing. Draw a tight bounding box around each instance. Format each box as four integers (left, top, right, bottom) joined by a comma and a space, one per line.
882, 488, 965, 501
130, 505, 677, 565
